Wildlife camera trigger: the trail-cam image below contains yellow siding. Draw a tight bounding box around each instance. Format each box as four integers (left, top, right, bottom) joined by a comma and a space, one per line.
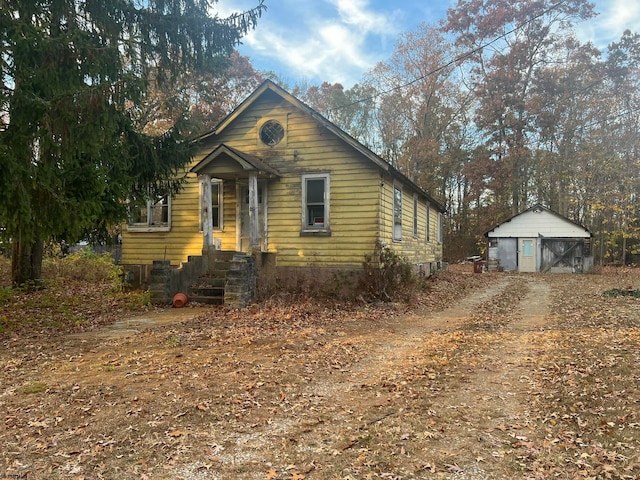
209, 92, 381, 268
121, 172, 203, 267
121, 87, 442, 271
378, 173, 443, 265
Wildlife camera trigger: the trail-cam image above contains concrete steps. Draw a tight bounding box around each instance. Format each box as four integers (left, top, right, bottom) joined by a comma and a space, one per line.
189, 277, 225, 305
188, 251, 238, 305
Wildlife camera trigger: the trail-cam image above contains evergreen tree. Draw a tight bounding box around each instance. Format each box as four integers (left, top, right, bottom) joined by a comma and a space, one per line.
0, 0, 264, 285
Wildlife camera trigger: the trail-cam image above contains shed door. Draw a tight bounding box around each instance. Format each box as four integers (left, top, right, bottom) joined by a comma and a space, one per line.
519, 238, 537, 272
541, 239, 583, 273
496, 238, 517, 271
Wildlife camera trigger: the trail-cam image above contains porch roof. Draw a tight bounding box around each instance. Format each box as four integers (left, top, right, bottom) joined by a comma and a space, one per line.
190, 144, 281, 180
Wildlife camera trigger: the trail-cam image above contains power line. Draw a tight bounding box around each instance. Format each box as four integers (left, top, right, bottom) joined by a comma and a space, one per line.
327, 0, 569, 113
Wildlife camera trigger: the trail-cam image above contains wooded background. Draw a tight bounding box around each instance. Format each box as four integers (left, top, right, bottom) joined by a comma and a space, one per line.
180, 0, 640, 265
2, 0, 639, 272
296, 0, 640, 266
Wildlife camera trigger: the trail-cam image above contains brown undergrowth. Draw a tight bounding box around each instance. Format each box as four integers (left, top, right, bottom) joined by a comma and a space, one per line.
1, 268, 638, 479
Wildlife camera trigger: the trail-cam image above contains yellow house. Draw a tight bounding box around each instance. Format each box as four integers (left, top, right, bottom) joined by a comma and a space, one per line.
121, 80, 444, 300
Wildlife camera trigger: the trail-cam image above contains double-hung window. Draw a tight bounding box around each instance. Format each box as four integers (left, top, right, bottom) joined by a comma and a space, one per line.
426, 202, 431, 243
413, 195, 419, 237
393, 185, 402, 241
302, 174, 330, 231
128, 193, 171, 232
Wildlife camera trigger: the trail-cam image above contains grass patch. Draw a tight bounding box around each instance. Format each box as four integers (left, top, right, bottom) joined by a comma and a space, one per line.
164, 334, 181, 347
0, 286, 12, 305
0, 251, 150, 336
16, 381, 48, 395
602, 287, 640, 298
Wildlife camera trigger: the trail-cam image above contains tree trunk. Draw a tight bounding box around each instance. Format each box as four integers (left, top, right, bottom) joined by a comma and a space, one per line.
11, 238, 44, 286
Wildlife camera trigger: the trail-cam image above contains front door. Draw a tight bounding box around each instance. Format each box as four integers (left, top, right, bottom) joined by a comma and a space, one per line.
238, 183, 265, 252
519, 238, 537, 272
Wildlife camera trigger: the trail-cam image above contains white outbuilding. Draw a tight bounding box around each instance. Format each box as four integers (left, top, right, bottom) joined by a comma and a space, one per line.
485, 204, 593, 273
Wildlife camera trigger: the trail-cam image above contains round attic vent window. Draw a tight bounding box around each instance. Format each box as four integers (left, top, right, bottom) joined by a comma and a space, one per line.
260, 120, 284, 146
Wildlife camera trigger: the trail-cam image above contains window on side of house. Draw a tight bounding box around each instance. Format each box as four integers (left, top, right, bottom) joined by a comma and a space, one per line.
426, 202, 431, 243
128, 193, 171, 232
437, 212, 443, 243
393, 185, 402, 241
260, 119, 285, 146
413, 195, 419, 237
302, 174, 330, 231
211, 180, 223, 230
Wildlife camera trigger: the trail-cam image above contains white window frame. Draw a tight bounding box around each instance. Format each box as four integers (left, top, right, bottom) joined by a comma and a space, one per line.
127, 193, 171, 232
302, 173, 330, 232
426, 201, 431, 243
211, 179, 223, 231
393, 184, 402, 242
437, 212, 443, 243
413, 194, 419, 237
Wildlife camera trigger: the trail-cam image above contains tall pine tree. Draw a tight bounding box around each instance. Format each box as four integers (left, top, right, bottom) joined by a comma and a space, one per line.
0, 0, 264, 285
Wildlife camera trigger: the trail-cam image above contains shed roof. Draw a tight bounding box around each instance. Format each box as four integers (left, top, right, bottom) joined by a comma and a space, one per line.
485, 204, 592, 238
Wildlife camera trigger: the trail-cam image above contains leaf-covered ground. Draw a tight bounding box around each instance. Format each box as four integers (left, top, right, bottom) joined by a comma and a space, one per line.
1, 268, 639, 479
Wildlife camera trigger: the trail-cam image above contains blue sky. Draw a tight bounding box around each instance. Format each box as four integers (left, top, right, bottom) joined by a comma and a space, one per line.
216, 0, 640, 88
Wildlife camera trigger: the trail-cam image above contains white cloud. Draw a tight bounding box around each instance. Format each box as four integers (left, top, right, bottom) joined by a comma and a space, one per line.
212, 0, 259, 18
239, 20, 372, 85
210, 0, 464, 86
330, 0, 396, 34
216, 0, 394, 86
601, 0, 640, 32
203, 0, 640, 88
320, 23, 371, 69
577, 0, 640, 49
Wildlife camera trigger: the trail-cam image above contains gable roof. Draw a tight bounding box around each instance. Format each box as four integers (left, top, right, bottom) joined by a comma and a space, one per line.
194, 80, 445, 213
485, 204, 592, 238
190, 143, 281, 179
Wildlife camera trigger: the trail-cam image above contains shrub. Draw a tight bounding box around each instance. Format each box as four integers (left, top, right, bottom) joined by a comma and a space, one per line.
1, 249, 125, 291
0, 249, 150, 335
0, 256, 9, 288
42, 249, 123, 288
360, 242, 417, 302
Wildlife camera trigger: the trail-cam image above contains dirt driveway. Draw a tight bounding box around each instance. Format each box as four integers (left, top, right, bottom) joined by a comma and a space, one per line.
1, 271, 639, 479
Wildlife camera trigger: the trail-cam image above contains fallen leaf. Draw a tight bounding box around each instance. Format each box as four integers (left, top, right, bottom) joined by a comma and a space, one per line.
265, 468, 277, 480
